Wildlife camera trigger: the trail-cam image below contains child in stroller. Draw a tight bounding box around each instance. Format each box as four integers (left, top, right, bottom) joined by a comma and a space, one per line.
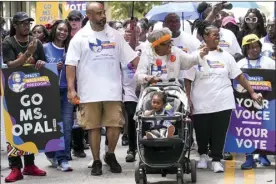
143, 91, 175, 139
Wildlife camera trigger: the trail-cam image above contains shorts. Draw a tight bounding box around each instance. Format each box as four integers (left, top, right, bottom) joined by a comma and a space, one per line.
76, 101, 125, 130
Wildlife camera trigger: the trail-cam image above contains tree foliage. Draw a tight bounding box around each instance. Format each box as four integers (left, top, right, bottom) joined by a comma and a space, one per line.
108, 2, 162, 21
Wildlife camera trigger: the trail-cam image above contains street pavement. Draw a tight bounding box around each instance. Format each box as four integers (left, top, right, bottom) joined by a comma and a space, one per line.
1, 136, 275, 184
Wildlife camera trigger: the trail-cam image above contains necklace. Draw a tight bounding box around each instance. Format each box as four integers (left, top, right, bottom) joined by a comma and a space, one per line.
14, 36, 29, 48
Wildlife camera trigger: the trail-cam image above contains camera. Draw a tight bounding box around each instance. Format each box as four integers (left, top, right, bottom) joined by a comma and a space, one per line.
215, 1, 233, 10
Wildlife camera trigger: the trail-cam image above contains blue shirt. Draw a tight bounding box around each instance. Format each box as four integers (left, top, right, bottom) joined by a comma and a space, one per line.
43, 42, 67, 88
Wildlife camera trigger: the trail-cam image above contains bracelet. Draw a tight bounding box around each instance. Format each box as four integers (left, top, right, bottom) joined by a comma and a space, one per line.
24, 52, 31, 58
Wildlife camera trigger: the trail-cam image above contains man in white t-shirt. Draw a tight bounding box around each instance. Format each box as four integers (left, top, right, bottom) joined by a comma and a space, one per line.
260, 18, 275, 60
65, 2, 139, 176
163, 13, 201, 83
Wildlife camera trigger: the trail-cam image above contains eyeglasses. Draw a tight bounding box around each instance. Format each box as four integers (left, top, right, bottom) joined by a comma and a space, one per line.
68, 17, 81, 22
244, 17, 258, 24
18, 22, 32, 27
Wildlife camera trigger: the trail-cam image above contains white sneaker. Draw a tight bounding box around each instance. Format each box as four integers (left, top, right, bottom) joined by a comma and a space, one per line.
197, 154, 209, 169
88, 160, 93, 168
211, 161, 224, 173
57, 161, 73, 172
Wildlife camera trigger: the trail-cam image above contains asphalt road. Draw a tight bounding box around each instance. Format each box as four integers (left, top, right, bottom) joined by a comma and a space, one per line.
1, 136, 275, 184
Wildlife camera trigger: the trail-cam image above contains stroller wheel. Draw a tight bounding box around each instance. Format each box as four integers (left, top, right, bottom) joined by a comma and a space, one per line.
190, 159, 197, 183
135, 161, 147, 184
176, 166, 184, 184
177, 176, 184, 184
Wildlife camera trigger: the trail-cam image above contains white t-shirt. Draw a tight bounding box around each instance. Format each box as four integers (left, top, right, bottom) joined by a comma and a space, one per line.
65, 23, 137, 103
260, 36, 275, 60
217, 28, 242, 55
121, 63, 138, 102
184, 50, 242, 114
172, 31, 201, 79
237, 56, 275, 70
172, 31, 201, 53
135, 46, 202, 84
193, 27, 242, 55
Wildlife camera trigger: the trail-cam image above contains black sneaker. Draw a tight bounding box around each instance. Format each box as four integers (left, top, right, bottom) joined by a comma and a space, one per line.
91, 160, 102, 176
121, 134, 129, 146
72, 150, 87, 158
223, 152, 233, 160
125, 150, 136, 162
104, 152, 122, 173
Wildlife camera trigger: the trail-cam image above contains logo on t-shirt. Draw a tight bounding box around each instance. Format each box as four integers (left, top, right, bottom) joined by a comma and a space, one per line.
126, 63, 136, 78
233, 73, 272, 93
207, 60, 224, 68
219, 40, 230, 48
262, 50, 275, 60
8, 72, 51, 93
177, 46, 189, 53
89, 39, 116, 53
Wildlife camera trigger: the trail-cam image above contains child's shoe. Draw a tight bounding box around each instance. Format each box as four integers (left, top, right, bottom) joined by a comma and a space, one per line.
258, 154, 271, 166
241, 154, 257, 170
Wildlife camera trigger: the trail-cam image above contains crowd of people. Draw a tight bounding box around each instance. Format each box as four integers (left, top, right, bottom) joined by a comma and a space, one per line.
0, 1, 275, 183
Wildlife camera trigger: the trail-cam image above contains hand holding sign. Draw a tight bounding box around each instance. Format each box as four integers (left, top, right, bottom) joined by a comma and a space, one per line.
251, 92, 263, 107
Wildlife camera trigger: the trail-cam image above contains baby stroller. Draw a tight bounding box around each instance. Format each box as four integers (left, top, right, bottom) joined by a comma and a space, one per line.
134, 79, 197, 184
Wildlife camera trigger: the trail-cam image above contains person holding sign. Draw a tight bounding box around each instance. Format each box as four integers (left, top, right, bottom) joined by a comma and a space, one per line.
43, 20, 74, 172
184, 20, 262, 173
237, 34, 275, 170
2, 12, 47, 183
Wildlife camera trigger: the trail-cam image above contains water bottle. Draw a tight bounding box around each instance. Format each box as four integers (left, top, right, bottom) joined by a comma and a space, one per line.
165, 103, 174, 116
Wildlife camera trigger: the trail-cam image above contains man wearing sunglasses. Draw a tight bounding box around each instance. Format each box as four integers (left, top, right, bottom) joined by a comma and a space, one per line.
66, 10, 89, 159
67, 10, 83, 37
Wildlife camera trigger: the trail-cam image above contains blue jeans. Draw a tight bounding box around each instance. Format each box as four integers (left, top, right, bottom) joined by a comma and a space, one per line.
45, 88, 73, 164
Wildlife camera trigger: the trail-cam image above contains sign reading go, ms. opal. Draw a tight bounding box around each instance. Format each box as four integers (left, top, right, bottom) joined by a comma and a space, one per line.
224, 69, 275, 154
1, 66, 64, 156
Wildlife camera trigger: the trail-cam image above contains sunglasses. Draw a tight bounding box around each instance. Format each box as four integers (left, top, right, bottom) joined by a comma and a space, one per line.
68, 17, 81, 22
245, 17, 258, 24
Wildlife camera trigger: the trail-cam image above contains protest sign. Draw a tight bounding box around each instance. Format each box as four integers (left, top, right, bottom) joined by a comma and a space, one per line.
62, 1, 88, 19
1, 66, 64, 156
36, 2, 59, 25
224, 69, 275, 154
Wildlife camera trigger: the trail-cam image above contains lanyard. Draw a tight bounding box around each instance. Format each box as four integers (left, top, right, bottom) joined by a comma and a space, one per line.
247, 57, 261, 69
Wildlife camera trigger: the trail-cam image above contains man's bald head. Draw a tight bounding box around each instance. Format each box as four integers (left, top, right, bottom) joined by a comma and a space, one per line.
86, 2, 106, 31
164, 13, 180, 23
163, 13, 181, 36
86, 2, 104, 14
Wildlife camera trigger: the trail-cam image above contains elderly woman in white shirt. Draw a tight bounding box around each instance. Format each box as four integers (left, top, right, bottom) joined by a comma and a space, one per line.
135, 27, 209, 85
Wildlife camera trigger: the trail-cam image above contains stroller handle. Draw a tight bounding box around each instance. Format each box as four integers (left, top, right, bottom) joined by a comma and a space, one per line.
140, 114, 182, 121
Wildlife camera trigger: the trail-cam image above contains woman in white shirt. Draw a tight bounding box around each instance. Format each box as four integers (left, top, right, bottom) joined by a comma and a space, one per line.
184, 20, 262, 173
135, 27, 209, 85
238, 34, 275, 170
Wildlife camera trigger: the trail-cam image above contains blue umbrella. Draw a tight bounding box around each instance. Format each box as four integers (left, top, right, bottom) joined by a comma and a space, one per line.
145, 2, 199, 21
230, 2, 259, 9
